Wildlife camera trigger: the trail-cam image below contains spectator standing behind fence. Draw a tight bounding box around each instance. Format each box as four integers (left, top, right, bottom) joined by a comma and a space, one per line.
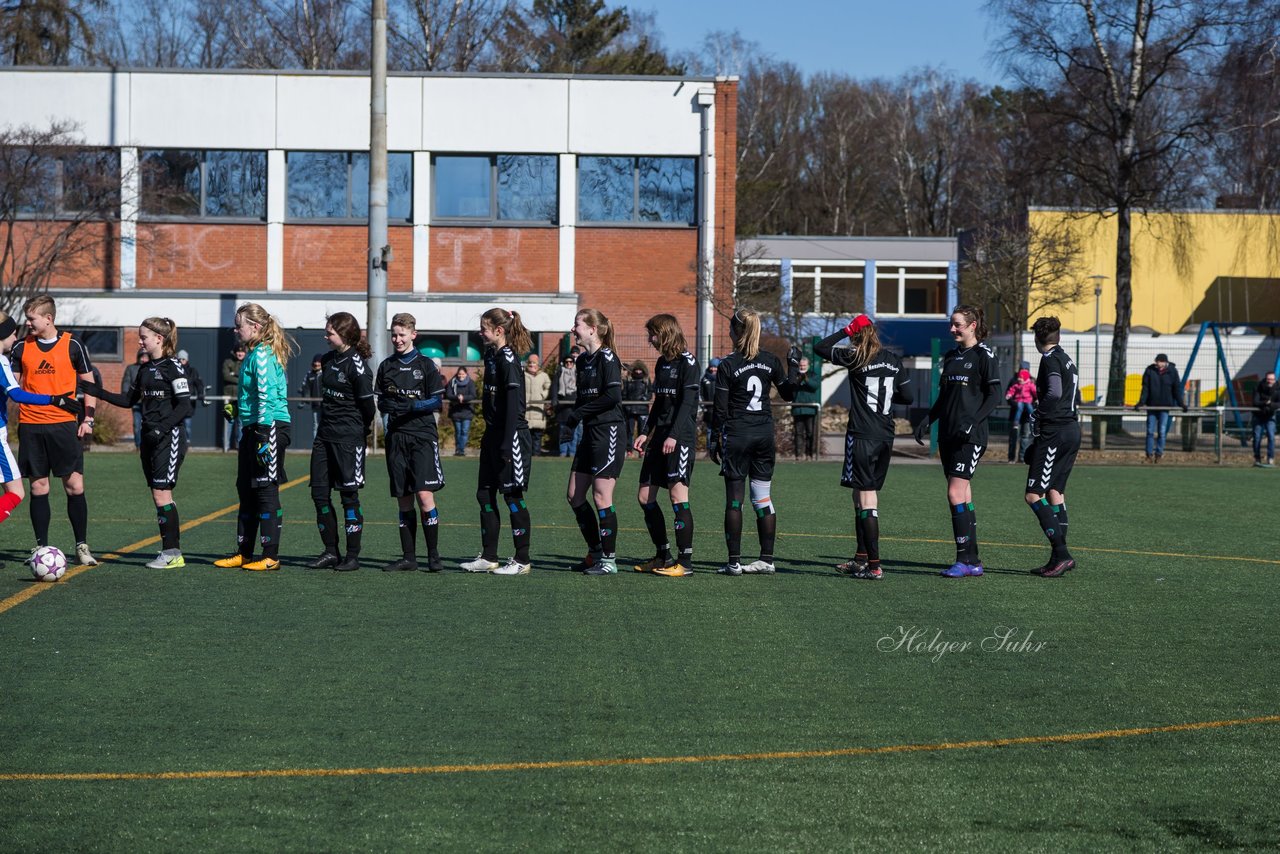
297, 355, 323, 441
221, 344, 245, 452
122, 350, 148, 449
622, 360, 651, 452
791, 357, 820, 460
176, 350, 205, 444
1005, 365, 1037, 463
1253, 371, 1278, 468
700, 357, 720, 452
552, 352, 578, 457
447, 366, 477, 456
1136, 353, 1186, 463
524, 354, 551, 455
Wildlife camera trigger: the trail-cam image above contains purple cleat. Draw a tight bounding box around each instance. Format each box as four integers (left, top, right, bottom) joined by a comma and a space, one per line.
940, 561, 984, 578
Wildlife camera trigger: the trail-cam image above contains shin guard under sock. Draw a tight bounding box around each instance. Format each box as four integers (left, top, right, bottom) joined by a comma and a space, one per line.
478, 490, 501, 560
341, 498, 363, 558
157, 503, 181, 551
598, 505, 618, 559
1030, 498, 1066, 559
258, 487, 282, 559
858, 508, 880, 562
507, 496, 531, 563
67, 492, 88, 545
672, 501, 694, 564
640, 501, 670, 558
724, 481, 745, 563
30, 493, 51, 546
951, 503, 977, 563
315, 502, 340, 554
755, 506, 777, 563
421, 508, 440, 558
1053, 503, 1069, 547
0, 491, 21, 524
398, 509, 417, 558
854, 511, 868, 562
571, 500, 601, 553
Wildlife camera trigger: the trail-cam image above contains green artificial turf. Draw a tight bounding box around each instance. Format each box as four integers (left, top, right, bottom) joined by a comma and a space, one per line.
1, 452, 1277, 851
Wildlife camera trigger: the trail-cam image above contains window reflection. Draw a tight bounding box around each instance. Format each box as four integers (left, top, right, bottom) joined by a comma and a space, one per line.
579, 156, 696, 224
497, 155, 557, 222
142, 149, 264, 218
638, 157, 695, 224
578, 156, 633, 222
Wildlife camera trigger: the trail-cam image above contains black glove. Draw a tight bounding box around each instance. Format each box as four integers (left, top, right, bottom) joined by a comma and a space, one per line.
49, 395, 81, 416
222, 402, 236, 423
787, 346, 803, 369
1181, 403, 1189, 412
708, 435, 721, 465
913, 418, 931, 445
565, 409, 580, 430
147, 426, 165, 440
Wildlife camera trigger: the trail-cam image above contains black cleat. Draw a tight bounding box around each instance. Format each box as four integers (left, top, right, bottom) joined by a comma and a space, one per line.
334, 555, 361, 572
382, 557, 417, 572
1038, 558, 1075, 578
307, 551, 341, 569
423, 555, 444, 573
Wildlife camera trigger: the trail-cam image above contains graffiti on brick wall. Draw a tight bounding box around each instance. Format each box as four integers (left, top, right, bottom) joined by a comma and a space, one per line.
433, 229, 534, 290
290, 228, 333, 269
144, 226, 237, 278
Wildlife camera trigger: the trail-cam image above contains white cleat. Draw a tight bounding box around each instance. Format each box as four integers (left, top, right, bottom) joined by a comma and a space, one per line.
742, 559, 776, 574
491, 558, 531, 576
583, 558, 617, 575
459, 554, 501, 573
75, 543, 99, 566
145, 549, 185, 569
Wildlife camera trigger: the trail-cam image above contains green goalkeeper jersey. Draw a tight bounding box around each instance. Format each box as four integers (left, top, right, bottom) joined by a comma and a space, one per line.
238, 343, 292, 426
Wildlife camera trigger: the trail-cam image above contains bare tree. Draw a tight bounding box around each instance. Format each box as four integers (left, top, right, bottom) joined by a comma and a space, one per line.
0, 123, 129, 313
961, 217, 1089, 366
224, 0, 366, 70
989, 0, 1251, 408
388, 0, 510, 71
1, 0, 103, 65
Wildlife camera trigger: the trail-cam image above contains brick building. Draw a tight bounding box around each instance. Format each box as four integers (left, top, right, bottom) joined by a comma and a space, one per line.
0, 68, 736, 444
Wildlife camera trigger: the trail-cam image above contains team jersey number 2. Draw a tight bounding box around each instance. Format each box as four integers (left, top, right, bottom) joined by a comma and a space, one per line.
865, 376, 894, 415
746, 375, 764, 412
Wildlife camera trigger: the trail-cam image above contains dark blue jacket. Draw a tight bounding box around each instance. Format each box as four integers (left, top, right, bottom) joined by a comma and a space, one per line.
1138, 363, 1185, 409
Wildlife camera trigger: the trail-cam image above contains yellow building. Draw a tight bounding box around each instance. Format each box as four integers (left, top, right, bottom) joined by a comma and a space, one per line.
1029, 208, 1280, 335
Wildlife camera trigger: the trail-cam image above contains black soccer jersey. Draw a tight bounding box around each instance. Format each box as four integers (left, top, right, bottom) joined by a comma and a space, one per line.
713, 350, 795, 428
376, 351, 446, 438
318, 348, 375, 443
574, 346, 624, 426
86, 356, 191, 432
935, 343, 1001, 445
823, 342, 912, 442
1034, 345, 1080, 429
647, 351, 700, 443
482, 344, 527, 435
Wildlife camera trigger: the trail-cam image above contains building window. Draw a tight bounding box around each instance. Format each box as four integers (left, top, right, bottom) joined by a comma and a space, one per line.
286, 151, 412, 221
791, 263, 864, 316
578, 156, 695, 225
9, 148, 120, 216
75, 328, 123, 360
875, 265, 949, 315
141, 150, 266, 219
432, 155, 557, 224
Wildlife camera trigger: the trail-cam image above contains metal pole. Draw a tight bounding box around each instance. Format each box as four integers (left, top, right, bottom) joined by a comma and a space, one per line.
367, 0, 389, 370
1090, 275, 1106, 404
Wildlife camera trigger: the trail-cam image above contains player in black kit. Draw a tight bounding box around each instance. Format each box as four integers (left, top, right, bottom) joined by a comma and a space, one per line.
308, 312, 376, 572
565, 308, 626, 576
460, 308, 535, 575
377, 313, 447, 573
631, 313, 700, 577
815, 314, 914, 580
912, 305, 1002, 578
712, 307, 801, 576
1023, 316, 1081, 578
79, 317, 192, 569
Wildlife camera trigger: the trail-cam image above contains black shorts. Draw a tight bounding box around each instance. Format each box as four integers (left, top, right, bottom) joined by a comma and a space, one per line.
310, 438, 367, 493
638, 435, 694, 488
17, 422, 83, 479
571, 421, 625, 479
479, 428, 532, 493
237, 421, 291, 488
939, 438, 985, 481
1026, 423, 1081, 495
386, 431, 445, 496
841, 433, 893, 491
140, 425, 187, 490
719, 424, 776, 481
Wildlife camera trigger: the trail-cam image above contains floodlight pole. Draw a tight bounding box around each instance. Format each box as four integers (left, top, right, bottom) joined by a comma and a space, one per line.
1090, 274, 1107, 404
368, 0, 389, 370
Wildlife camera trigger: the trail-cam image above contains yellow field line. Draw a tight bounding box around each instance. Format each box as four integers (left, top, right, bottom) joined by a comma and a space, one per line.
1, 713, 1276, 783
0, 475, 310, 616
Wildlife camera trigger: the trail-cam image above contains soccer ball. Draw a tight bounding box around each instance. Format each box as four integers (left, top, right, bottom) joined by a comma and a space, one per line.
30, 546, 68, 583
